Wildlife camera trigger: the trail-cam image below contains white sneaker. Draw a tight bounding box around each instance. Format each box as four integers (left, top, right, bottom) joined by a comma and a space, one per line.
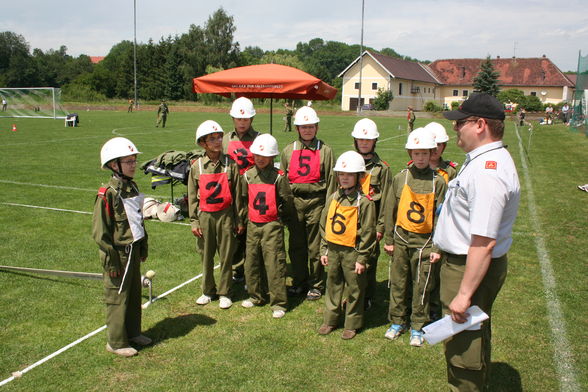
272, 309, 286, 319
106, 343, 137, 357
219, 296, 232, 309
129, 335, 152, 346
241, 299, 255, 308
196, 294, 212, 305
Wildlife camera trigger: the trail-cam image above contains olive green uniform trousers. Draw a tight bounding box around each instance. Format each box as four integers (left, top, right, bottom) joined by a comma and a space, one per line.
198, 209, 237, 297
323, 243, 367, 330
103, 243, 144, 349
245, 220, 288, 311
441, 253, 507, 392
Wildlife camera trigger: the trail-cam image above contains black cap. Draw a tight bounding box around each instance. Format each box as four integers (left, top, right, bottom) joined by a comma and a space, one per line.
443, 93, 505, 121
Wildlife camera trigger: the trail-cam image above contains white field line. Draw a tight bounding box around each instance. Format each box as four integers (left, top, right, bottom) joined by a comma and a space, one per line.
0, 180, 170, 201
0, 202, 191, 226
514, 124, 580, 391
0, 265, 218, 387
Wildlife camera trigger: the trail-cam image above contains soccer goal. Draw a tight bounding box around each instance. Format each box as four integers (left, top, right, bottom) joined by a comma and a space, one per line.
0, 87, 68, 119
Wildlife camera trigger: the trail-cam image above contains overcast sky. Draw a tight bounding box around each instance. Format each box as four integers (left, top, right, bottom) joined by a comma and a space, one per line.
1, 0, 586, 72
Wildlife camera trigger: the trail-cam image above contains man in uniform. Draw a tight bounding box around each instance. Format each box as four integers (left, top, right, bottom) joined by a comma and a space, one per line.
156, 100, 169, 128
283, 101, 293, 132
434, 93, 520, 391
407, 106, 416, 132
223, 97, 260, 282
280, 106, 336, 300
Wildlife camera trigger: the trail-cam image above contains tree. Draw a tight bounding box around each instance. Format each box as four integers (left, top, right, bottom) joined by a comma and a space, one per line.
373, 88, 393, 110
0, 31, 38, 86
204, 8, 240, 69
473, 56, 500, 96
497, 88, 525, 105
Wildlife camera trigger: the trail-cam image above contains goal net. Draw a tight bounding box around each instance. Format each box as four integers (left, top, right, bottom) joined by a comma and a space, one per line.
571, 51, 588, 135
0, 87, 68, 119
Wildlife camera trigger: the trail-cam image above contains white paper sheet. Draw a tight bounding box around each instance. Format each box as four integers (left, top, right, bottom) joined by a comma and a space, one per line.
422, 305, 489, 345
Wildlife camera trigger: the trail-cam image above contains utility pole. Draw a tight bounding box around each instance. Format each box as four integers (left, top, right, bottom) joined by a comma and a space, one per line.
133, 0, 138, 109
357, 0, 365, 113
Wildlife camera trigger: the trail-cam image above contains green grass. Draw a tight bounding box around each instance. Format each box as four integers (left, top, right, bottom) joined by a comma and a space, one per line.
0, 110, 586, 391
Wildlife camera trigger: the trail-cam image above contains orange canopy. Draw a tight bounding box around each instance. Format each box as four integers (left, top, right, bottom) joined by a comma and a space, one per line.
193, 64, 337, 100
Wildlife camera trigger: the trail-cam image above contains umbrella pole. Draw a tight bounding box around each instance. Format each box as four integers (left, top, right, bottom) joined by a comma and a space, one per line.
270, 97, 273, 134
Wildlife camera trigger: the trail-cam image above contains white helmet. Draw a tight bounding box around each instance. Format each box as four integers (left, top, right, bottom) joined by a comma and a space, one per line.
250, 134, 279, 157
425, 122, 449, 143
196, 120, 224, 142
100, 137, 141, 168
230, 97, 256, 118
142, 197, 160, 219
294, 106, 320, 125
351, 118, 379, 139
405, 127, 437, 150
333, 151, 366, 173
156, 202, 180, 222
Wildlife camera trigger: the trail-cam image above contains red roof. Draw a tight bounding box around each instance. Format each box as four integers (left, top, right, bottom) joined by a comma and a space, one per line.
90, 56, 105, 64
428, 57, 574, 87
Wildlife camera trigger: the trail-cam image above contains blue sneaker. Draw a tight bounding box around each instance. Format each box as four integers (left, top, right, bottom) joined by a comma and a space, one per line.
384, 324, 406, 340
410, 329, 424, 347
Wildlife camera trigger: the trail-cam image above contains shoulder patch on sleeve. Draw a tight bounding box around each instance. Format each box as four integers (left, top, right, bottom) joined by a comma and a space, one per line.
97, 186, 108, 196
485, 161, 497, 170
448, 161, 458, 168
406, 159, 414, 166
381, 159, 390, 167
277, 169, 285, 176
365, 194, 373, 201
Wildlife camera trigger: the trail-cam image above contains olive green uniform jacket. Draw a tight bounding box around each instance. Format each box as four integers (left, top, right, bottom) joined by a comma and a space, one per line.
320, 188, 377, 330
92, 176, 148, 349
187, 153, 244, 297
241, 165, 295, 310
280, 138, 336, 291
384, 165, 446, 330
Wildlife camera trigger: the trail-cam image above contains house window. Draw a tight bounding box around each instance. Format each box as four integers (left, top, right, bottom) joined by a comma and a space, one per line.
463, 90, 468, 97
399, 83, 403, 95
452, 90, 459, 96
372, 83, 378, 90
354, 82, 360, 89
530, 91, 537, 96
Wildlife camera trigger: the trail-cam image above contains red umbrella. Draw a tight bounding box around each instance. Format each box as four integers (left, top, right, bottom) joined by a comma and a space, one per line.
193, 64, 337, 132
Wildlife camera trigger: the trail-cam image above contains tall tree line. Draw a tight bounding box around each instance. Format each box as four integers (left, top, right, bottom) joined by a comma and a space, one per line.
0, 8, 425, 102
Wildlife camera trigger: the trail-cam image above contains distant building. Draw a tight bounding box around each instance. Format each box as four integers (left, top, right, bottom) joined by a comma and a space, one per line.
89, 56, 105, 64
339, 51, 575, 111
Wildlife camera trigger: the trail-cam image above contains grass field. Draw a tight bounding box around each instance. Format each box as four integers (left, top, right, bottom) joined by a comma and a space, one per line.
0, 109, 586, 391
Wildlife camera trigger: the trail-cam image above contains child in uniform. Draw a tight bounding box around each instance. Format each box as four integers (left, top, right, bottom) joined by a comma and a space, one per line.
352, 118, 391, 309
317, 151, 376, 339
241, 134, 295, 318
425, 121, 458, 183
279, 106, 336, 301
425, 121, 458, 320
223, 97, 260, 282
93, 137, 151, 357
383, 128, 447, 346
188, 120, 245, 309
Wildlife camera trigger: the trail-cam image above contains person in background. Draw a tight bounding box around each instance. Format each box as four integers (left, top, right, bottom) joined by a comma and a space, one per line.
156, 100, 169, 128
407, 106, 416, 132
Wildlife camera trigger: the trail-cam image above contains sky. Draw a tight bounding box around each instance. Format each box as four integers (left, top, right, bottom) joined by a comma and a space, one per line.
1, 0, 587, 72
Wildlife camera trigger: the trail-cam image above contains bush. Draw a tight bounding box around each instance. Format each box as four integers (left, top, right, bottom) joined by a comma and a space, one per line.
424, 101, 443, 112
451, 101, 460, 110
373, 88, 393, 110
521, 95, 543, 112
61, 83, 107, 102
